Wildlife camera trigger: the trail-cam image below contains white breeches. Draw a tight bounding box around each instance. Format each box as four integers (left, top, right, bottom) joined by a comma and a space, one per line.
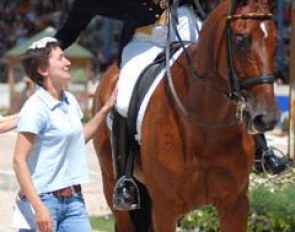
116, 6, 202, 117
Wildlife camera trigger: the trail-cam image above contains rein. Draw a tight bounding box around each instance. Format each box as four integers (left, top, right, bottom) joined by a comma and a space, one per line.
165, 0, 204, 117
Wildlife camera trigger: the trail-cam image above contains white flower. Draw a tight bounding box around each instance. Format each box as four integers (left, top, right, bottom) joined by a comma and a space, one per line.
28, 37, 57, 50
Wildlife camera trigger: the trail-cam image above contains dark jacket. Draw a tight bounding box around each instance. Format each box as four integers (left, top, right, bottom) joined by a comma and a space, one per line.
55, 0, 193, 63
55, 0, 164, 51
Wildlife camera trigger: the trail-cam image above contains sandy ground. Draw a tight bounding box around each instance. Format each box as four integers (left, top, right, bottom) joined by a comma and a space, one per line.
0, 131, 111, 232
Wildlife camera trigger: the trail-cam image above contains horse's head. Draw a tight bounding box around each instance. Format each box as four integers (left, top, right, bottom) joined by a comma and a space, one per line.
196, 0, 280, 133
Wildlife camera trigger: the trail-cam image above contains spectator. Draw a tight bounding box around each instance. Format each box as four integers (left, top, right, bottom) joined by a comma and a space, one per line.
13, 37, 116, 232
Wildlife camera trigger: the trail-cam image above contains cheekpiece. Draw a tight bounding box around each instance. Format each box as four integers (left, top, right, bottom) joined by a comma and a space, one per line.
28, 37, 57, 50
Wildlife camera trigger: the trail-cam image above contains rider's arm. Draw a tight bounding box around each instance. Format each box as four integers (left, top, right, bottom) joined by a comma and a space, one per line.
55, 0, 165, 50
54, 0, 98, 49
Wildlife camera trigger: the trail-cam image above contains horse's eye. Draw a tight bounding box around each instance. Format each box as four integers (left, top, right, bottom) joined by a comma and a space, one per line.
235, 34, 251, 47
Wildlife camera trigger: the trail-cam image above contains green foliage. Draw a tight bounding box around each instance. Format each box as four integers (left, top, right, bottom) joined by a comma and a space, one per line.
180, 207, 219, 231
90, 215, 114, 232
249, 185, 295, 232
180, 184, 295, 232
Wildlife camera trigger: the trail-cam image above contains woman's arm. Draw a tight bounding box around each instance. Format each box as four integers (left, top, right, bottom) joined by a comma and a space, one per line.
0, 113, 19, 134
83, 87, 117, 143
13, 132, 53, 232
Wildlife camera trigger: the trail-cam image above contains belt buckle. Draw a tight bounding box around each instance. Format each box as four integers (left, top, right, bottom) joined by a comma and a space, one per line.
17, 191, 26, 200
56, 186, 75, 198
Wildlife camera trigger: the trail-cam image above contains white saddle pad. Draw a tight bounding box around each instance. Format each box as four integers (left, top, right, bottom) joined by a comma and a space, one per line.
107, 47, 186, 143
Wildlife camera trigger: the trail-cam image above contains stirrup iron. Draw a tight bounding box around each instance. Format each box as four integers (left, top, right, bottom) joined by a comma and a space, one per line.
113, 176, 141, 210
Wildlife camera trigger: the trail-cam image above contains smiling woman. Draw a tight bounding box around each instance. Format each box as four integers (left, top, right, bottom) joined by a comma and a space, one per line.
21, 37, 71, 91
12, 36, 117, 232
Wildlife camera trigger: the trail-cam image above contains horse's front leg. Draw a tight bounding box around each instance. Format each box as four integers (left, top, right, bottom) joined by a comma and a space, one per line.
216, 192, 249, 232
152, 202, 179, 232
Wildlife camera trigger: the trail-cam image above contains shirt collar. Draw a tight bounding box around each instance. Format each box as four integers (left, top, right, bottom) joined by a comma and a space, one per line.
36, 86, 69, 110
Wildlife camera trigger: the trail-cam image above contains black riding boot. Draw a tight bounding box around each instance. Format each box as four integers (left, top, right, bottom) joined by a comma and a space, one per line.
112, 111, 140, 210
254, 134, 291, 174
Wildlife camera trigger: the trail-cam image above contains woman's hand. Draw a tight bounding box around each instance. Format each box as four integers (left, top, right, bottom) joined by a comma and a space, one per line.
102, 85, 118, 112
83, 85, 118, 142
35, 204, 53, 232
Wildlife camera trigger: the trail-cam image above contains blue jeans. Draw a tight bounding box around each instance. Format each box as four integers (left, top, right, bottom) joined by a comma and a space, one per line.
19, 192, 92, 232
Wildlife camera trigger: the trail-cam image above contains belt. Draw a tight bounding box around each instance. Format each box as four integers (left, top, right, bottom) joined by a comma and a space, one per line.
51, 185, 81, 198
17, 185, 82, 200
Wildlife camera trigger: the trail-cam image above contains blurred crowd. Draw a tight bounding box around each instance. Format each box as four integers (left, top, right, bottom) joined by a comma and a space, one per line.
0, 0, 293, 83
0, 0, 122, 82
0, 0, 70, 56
0, 0, 69, 82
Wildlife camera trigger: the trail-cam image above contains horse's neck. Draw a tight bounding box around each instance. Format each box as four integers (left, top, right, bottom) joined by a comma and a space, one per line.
185, 1, 238, 126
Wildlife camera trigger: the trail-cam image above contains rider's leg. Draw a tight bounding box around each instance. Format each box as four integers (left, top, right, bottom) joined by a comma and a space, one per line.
114, 38, 164, 211
254, 133, 290, 174
112, 111, 139, 210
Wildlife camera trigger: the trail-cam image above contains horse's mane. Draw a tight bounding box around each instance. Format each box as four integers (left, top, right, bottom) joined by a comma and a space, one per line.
194, 0, 230, 80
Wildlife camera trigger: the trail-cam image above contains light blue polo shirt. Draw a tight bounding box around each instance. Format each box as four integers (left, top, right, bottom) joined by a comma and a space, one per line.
17, 87, 90, 194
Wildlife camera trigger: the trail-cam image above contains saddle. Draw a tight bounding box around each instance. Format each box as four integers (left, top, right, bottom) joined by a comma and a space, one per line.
127, 42, 184, 148
112, 42, 186, 210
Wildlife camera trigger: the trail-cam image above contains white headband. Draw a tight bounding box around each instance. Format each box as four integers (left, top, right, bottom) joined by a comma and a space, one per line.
28, 37, 58, 50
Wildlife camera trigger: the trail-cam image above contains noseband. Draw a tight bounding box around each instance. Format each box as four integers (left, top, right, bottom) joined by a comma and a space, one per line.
226, 1, 275, 102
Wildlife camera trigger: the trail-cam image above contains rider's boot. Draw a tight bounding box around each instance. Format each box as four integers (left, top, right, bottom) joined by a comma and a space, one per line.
112, 111, 140, 210
254, 134, 291, 174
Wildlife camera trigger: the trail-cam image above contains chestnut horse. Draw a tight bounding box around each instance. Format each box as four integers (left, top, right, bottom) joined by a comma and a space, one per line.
93, 0, 280, 231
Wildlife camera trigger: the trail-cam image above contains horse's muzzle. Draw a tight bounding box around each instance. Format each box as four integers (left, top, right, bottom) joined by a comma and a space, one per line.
252, 110, 281, 131
244, 109, 280, 134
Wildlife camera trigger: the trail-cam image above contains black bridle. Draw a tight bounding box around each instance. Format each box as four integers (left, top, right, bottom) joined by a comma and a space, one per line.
165, 0, 276, 127
225, 0, 275, 103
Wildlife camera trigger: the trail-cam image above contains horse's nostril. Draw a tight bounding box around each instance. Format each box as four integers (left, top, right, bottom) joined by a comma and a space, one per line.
253, 114, 278, 131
